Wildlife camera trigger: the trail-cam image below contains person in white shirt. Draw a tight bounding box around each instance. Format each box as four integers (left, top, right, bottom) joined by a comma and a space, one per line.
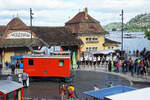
94, 84, 100, 91
22, 71, 28, 87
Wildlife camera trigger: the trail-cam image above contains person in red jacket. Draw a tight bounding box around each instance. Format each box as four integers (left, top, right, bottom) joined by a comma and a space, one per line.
59, 84, 66, 100
116, 61, 120, 72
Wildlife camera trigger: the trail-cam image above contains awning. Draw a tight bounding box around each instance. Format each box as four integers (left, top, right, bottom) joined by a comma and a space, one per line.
83, 85, 135, 99
105, 87, 150, 100
90, 49, 115, 55
0, 80, 23, 94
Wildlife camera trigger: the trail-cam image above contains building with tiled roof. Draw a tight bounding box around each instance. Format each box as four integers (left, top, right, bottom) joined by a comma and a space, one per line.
7, 17, 29, 30
65, 8, 120, 58
0, 8, 120, 65
0, 17, 42, 47
32, 26, 82, 46
0, 17, 82, 65
65, 10, 107, 34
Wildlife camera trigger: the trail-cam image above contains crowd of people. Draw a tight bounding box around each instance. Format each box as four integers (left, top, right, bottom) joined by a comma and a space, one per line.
4, 58, 23, 74
77, 48, 150, 77
107, 48, 150, 77
1, 48, 150, 100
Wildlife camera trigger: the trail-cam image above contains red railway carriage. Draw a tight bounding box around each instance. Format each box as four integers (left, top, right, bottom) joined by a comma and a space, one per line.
23, 51, 71, 78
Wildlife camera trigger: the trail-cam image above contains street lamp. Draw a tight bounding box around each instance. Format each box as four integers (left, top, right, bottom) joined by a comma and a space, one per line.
30, 8, 34, 43
120, 9, 124, 51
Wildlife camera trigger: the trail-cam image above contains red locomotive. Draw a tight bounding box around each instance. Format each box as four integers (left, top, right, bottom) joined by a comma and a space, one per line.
23, 51, 71, 78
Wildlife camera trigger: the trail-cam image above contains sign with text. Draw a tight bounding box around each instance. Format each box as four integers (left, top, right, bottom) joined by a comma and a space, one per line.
7, 31, 34, 39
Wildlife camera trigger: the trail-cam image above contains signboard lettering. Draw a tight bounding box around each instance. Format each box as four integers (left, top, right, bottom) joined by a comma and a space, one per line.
7, 31, 34, 39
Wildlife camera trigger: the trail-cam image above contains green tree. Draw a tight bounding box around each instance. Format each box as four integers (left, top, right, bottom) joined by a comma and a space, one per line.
144, 30, 150, 40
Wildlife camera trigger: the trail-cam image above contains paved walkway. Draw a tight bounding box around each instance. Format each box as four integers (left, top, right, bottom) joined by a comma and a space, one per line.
1, 66, 150, 100
1, 65, 150, 85
76, 65, 150, 86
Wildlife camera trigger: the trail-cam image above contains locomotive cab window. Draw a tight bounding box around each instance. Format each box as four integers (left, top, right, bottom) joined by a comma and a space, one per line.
28, 59, 34, 65
59, 60, 64, 66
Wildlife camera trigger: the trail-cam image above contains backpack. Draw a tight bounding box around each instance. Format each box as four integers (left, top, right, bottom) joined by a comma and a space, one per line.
68, 88, 73, 95
22, 73, 28, 80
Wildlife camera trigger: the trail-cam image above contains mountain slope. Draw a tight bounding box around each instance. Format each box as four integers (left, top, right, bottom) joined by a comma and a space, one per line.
125, 13, 150, 31
103, 22, 122, 31
104, 13, 150, 31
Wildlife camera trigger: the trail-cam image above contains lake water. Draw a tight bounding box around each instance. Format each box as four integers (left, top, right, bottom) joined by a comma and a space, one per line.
106, 31, 150, 52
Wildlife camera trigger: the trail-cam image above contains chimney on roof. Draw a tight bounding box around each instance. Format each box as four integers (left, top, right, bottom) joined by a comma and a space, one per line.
85, 7, 88, 19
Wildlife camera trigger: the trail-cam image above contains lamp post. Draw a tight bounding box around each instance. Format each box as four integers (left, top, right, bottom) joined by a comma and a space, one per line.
30, 8, 33, 43
121, 9, 124, 51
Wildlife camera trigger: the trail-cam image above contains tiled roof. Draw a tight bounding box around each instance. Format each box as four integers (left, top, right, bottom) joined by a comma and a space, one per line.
0, 17, 83, 48
65, 12, 99, 24
104, 38, 121, 45
0, 26, 83, 47
32, 26, 83, 46
0, 38, 42, 48
7, 17, 29, 30
65, 12, 107, 34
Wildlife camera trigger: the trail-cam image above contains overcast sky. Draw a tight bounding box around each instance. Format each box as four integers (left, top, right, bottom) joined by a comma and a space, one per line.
0, 0, 150, 26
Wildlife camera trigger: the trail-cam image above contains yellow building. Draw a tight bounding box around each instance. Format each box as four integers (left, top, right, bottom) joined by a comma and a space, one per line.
65, 8, 120, 59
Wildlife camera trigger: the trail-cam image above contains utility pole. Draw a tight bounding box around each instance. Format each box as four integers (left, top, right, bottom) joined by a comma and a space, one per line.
121, 9, 124, 51
30, 8, 33, 43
